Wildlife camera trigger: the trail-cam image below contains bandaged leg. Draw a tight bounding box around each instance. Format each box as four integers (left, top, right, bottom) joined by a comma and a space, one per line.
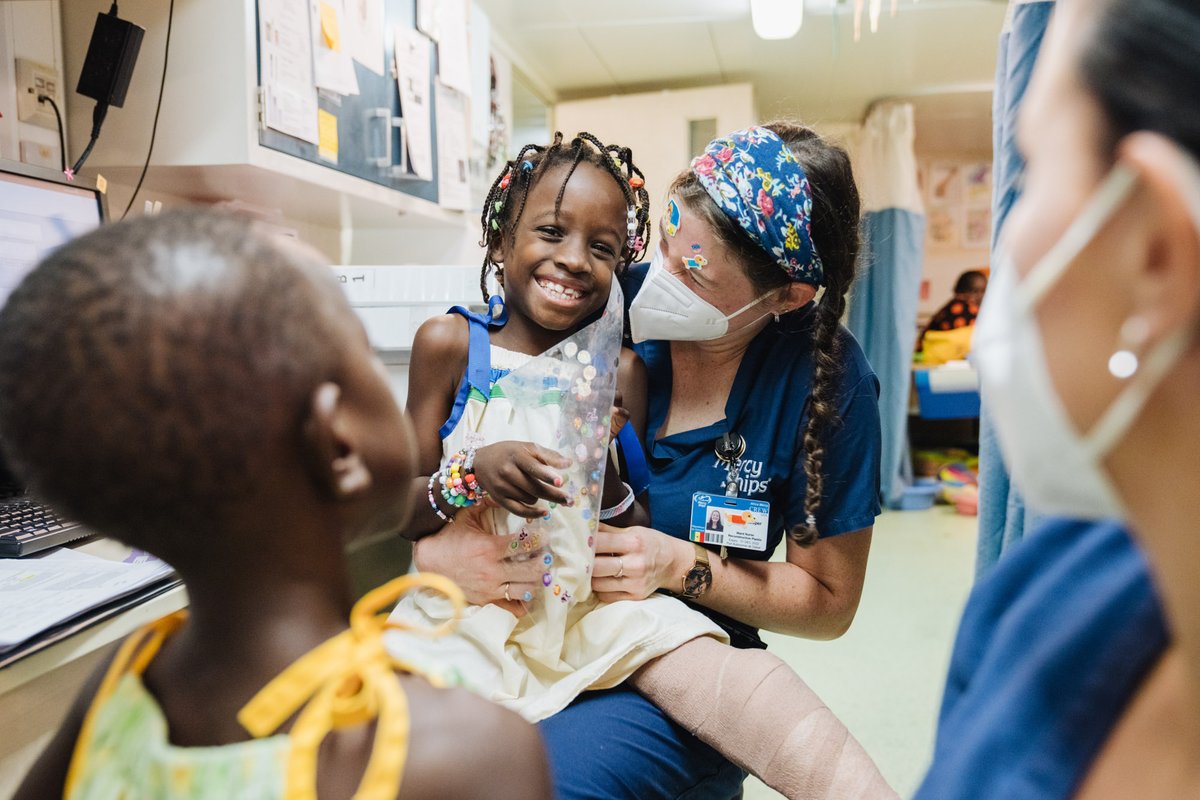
628, 636, 898, 800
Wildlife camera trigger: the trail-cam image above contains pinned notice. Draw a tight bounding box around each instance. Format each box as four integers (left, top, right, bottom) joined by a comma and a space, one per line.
317, 108, 339, 163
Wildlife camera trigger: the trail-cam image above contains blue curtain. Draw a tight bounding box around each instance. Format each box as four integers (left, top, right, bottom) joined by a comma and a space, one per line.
850, 210, 925, 506
847, 104, 926, 508
975, 1, 1057, 576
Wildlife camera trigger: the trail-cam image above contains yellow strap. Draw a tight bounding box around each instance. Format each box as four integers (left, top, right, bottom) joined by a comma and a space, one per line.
64, 610, 189, 797
65, 574, 462, 800
237, 573, 465, 800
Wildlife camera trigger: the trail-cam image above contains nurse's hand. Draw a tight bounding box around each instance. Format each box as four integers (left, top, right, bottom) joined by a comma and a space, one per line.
592, 523, 693, 602
413, 504, 544, 617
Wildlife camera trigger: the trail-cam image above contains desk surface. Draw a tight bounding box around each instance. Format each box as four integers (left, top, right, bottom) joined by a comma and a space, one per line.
0, 540, 190, 797
0, 538, 189, 694
0, 584, 188, 696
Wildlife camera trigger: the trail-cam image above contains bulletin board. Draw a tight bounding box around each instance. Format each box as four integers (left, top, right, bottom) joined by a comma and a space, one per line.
254, 0, 444, 205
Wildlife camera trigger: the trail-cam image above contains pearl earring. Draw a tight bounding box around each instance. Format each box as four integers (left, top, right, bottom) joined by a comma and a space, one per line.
1108, 316, 1150, 379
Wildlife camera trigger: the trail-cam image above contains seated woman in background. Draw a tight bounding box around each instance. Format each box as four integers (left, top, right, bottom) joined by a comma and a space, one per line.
916, 0, 1200, 796
917, 269, 988, 365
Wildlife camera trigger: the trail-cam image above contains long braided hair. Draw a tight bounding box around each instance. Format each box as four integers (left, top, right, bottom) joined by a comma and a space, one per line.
669, 122, 862, 547
478, 131, 652, 302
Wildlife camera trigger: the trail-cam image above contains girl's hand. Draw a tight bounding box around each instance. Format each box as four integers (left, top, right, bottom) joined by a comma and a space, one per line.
413, 505, 545, 617
610, 391, 630, 438
471, 441, 573, 518
591, 523, 693, 602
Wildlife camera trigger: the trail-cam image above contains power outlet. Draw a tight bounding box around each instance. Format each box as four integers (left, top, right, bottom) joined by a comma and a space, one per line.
15, 59, 61, 130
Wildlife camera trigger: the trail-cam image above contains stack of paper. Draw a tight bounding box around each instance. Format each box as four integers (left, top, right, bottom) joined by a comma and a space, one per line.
0, 549, 179, 666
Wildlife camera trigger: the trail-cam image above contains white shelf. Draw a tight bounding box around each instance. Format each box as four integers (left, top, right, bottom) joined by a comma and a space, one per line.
62, 0, 460, 230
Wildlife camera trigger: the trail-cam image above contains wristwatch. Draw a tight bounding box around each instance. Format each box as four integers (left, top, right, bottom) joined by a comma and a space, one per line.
681, 543, 713, 600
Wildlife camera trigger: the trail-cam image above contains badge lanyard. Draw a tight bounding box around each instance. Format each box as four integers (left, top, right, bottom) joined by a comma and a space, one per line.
713, 433, 745, 559
689, 431, 771, 554
714, 432, 746, 498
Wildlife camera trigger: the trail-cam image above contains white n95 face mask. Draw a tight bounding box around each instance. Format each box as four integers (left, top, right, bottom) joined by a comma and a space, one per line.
629, 249, 770, 343
975, 162, 1194, 520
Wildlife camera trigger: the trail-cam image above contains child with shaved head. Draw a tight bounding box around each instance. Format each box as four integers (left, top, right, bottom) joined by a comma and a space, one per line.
6, 210, 549, 800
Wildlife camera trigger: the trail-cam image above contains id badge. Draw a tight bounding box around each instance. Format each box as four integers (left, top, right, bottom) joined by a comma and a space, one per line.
689, 493, 770, 552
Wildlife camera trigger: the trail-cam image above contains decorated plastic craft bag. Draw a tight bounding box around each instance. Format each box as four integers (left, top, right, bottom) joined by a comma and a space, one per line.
489, 277, 623, 653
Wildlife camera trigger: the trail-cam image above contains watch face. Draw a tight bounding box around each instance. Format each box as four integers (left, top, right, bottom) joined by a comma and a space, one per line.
683, 564, 713, 598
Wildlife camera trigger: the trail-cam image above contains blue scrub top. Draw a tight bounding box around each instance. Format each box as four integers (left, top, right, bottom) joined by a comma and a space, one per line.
915, 519, 1167, 799
621, 264, 882, 648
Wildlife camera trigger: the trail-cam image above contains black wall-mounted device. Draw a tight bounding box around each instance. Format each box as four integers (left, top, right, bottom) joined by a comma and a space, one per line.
76, 11, 144, 108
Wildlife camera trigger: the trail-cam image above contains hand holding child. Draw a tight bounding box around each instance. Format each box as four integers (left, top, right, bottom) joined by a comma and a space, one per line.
413, 504, 545, 616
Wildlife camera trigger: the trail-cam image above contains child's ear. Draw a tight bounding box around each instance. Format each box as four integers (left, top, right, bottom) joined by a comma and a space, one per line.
302, 382, 373, 499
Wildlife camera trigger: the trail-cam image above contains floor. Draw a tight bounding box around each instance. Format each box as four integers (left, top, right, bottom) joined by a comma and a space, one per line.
742, 507, 979, 800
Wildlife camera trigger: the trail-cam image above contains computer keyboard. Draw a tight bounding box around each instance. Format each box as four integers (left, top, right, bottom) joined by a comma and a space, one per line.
0, 499, 89, 557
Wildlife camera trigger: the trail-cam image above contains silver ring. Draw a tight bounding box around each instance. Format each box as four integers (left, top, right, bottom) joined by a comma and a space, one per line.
503, 582, 511, 602
615, 558, 625, 579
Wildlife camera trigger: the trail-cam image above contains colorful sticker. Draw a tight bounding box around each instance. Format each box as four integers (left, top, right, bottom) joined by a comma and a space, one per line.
664, 198, 681, 237
683, 243, 707, 270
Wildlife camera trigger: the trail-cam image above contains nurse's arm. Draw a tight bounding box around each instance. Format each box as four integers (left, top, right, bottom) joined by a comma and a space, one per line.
595, 524, 873, 640
715, 527, 873, 639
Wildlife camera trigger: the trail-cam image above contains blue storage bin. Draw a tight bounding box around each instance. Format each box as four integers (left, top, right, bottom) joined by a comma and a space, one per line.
914, 369, 981, 419
890, 484, 938, 511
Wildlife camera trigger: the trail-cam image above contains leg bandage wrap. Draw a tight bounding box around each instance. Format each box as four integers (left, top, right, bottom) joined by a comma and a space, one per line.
629, 637, 899, 800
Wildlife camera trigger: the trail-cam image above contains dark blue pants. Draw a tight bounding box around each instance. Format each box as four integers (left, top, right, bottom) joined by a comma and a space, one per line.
538, 687, 747, 800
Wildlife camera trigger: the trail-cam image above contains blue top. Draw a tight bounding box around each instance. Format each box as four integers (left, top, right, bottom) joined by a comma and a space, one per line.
621, 263, 882, 648
915, 519, 1168, 799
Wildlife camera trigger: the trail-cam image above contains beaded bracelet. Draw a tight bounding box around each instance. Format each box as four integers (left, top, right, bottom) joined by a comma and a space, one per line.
439, 447, 485, 511
427, 471, 451, 522
598, 482, 636, 521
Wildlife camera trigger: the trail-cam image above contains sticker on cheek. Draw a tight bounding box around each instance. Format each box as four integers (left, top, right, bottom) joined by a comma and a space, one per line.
682, 242, 707, 270
664, 198, 681, 238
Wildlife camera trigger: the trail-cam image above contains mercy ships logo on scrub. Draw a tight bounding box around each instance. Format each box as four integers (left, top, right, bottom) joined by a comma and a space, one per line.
710, 457, 771, 496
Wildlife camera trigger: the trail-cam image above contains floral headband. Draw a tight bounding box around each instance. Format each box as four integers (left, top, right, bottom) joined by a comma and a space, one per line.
691, 127, 824, 286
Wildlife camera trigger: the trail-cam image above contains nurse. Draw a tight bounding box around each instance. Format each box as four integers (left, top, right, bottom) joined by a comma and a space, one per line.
417, 122, 883, 798
917, 0, 1200, 797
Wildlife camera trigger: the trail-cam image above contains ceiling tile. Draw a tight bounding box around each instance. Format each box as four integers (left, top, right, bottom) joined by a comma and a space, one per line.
581, 22, 723, 88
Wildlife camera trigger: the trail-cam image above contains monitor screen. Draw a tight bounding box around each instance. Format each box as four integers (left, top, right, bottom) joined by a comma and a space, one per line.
0, 166, 104, 309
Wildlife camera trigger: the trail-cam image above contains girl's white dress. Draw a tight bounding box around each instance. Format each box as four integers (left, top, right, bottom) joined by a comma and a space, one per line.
385, 286, 725, 722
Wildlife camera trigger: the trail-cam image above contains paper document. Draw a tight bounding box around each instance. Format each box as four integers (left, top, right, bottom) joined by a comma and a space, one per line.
318, 108, 340, 163
259, 0, 320, 144
436, 0, 472, 96
344, 0, 385, 75
394, 27, 434, 180
312, 0, 361, 96
0, 549, 175, 652
435, 83, 471, 210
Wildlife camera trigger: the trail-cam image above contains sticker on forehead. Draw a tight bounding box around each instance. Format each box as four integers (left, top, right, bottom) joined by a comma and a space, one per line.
683, 242, 707, 271
664, 198, 682, 238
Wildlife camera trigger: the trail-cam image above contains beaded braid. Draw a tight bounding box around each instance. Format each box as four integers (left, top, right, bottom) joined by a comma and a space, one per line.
477, 131, 651, 303
777, 125, 862, 547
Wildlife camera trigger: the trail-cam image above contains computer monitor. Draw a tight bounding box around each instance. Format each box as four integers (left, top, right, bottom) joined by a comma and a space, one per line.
0, 163, 105, 309
0, 164, 105, 495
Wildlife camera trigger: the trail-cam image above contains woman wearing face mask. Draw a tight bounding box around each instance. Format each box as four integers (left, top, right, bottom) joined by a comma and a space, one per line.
414, 123, 883, 798
916, 1, 1199, 797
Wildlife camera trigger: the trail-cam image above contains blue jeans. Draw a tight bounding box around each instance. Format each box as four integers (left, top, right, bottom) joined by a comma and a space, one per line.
538, 687, 747, 800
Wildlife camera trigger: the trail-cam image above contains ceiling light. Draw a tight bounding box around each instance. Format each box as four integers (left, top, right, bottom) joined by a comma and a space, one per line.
750, 0, 805, 40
